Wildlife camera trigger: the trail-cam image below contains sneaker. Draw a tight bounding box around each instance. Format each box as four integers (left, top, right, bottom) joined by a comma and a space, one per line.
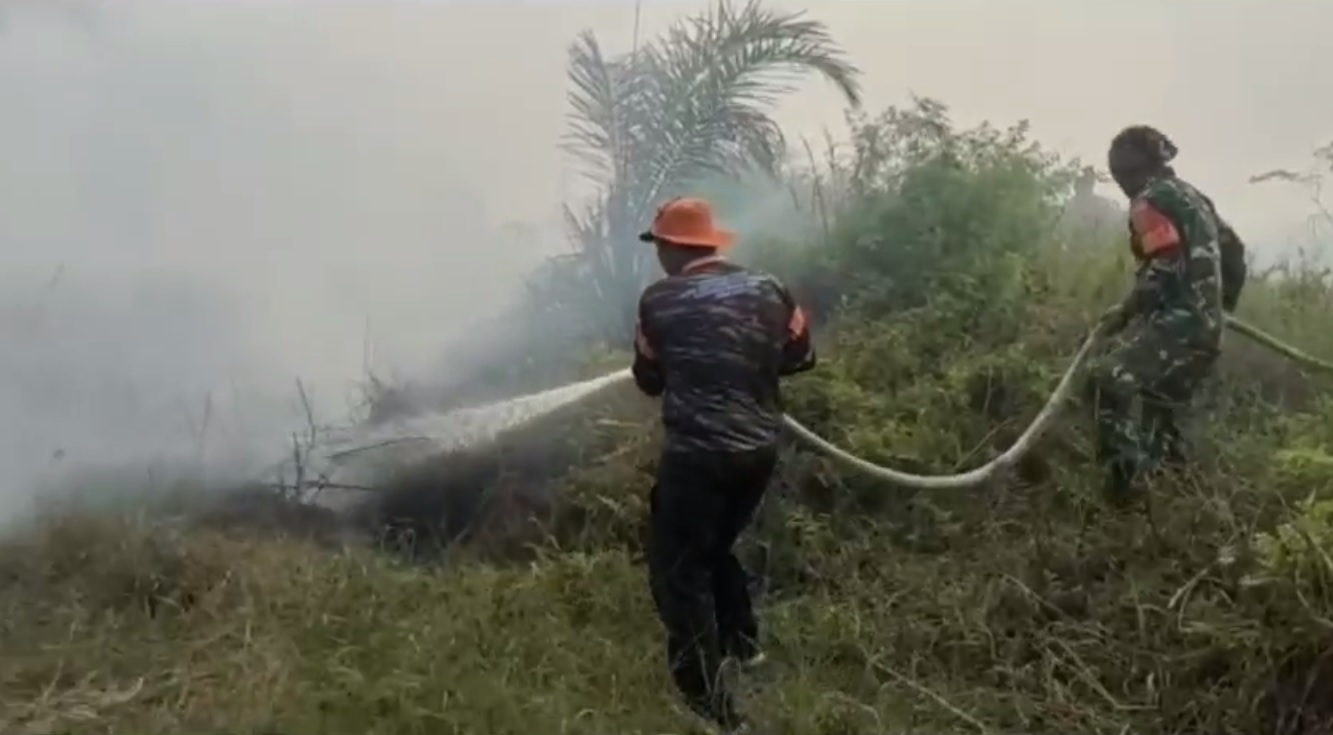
736, 649, 766, 669
723, 635, 766, 669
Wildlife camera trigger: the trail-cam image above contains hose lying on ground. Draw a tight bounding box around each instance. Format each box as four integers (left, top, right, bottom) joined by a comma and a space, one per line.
777, 314, 1333, 489
781, 323, 1109, 489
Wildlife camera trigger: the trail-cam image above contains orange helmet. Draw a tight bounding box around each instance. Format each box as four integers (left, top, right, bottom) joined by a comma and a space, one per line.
638, 197, 735, 250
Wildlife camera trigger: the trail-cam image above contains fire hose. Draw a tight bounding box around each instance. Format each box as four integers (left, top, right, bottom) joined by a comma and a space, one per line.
606, 315, 1333, 489
288, 315, 1330, 498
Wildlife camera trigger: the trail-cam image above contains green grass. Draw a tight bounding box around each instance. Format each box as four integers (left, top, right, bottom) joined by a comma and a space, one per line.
0, 516, 930, 734
4, 254, 1333, 734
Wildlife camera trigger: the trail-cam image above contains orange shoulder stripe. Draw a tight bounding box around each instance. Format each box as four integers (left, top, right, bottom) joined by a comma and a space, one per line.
1130, 200, 1181, 256
788, 305, 808, 339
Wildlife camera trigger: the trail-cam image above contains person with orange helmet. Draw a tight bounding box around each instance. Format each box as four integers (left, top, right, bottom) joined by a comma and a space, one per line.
631, 196, 816, 732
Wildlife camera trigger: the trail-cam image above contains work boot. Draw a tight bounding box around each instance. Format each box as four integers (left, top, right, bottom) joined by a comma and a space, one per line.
1142, 409, 1189, 473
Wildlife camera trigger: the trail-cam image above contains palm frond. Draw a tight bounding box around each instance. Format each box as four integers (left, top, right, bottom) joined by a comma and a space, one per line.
563, 31, 630, 181
554, 0, 861, 340
625, 0, 862, 219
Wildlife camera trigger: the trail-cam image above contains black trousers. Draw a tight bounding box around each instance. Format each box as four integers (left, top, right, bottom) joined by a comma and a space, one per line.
647, 445, 778, 726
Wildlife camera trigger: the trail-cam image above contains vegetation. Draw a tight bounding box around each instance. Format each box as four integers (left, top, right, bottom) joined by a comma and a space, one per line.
555, 0, 860, 342
5, 2, 1333, 734
369, 0, 861, 416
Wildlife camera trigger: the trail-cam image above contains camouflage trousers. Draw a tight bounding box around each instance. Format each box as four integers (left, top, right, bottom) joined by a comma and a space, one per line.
1082, 325, 1219, 498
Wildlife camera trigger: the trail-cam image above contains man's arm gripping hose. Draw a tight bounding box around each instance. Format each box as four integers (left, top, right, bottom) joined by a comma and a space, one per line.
611, 315, 1332, 489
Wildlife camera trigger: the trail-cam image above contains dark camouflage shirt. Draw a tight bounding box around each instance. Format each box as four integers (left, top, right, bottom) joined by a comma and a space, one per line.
632, 257, 816, 455
1123, 175, 1247, 347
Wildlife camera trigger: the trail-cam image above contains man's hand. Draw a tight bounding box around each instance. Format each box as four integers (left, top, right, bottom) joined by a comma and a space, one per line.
1099, 303, 1131, 335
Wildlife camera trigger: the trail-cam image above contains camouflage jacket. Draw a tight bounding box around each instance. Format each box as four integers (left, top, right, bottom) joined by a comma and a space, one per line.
632, 257, 816, 455
1122, 175, 1248, 346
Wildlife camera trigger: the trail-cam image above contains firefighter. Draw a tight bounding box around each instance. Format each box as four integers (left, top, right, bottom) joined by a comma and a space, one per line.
631, 196, 816, 731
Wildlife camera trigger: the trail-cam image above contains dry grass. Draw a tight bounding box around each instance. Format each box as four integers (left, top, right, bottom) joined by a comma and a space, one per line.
0, 513, 930, 735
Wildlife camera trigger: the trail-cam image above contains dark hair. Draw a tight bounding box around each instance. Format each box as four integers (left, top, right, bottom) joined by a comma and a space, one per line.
1109, 125, 1178, 168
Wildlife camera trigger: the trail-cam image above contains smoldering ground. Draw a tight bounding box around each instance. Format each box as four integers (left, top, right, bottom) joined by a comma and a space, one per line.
0, 3, 584, 530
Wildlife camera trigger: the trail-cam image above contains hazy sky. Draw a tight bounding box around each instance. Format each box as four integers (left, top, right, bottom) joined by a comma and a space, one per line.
131, 0, 1328, 239
1, 0, 1329, 518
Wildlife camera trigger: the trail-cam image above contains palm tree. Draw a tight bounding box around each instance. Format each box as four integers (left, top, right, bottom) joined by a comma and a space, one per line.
551, 0, 863, 342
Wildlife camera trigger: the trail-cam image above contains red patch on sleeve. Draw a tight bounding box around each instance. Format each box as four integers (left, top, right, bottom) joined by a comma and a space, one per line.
1130, 201, 1181, 256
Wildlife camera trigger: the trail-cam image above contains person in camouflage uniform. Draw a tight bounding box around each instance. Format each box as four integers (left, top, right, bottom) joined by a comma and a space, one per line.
1085, 126, 1248, 502
632, 196, 816, 732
